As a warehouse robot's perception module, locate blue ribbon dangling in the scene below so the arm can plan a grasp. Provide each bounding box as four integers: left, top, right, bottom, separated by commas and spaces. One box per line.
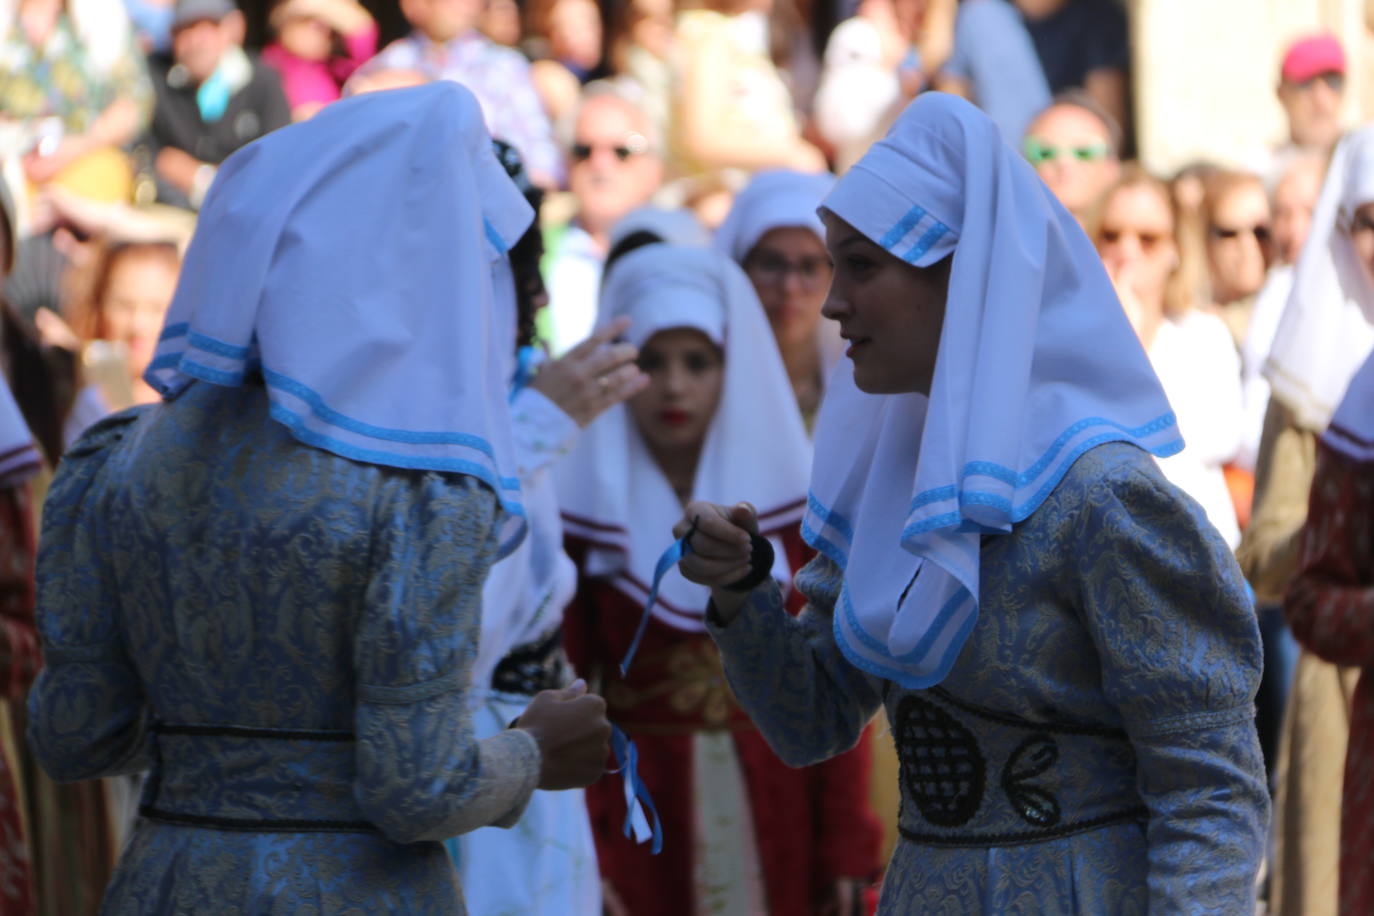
508, 345, 541, 401
610, 724, 664, 854
619, 517, 698, 676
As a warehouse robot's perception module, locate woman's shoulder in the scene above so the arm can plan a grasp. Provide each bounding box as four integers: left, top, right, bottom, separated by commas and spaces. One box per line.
61, 403, 151, 463
1026, 440, 1180, 535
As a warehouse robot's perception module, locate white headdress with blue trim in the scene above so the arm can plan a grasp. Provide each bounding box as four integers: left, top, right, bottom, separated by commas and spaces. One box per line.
714, 169, 836, 263
1265, 125, 1374, 434
556, 245, 811, 631
809, 93, 1183, 687
145, 82, 534, 556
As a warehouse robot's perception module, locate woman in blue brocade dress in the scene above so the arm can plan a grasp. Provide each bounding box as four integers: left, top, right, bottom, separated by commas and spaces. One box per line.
671, 93, 1269, 913
25, 82, 611, 915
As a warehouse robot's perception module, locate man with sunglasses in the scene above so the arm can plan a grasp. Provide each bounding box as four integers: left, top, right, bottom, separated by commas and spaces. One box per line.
1021, 92, 1121, 224
542, 83, 663, 355
1277, 33, 1346, 163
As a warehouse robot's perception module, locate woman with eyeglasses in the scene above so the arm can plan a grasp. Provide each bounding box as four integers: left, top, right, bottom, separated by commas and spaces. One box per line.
716, 169, 842, 426
1200, 170, 1274, 352
557, 245, 882, 916
672, 93, 1266, 913
1093, 165, 1244, 548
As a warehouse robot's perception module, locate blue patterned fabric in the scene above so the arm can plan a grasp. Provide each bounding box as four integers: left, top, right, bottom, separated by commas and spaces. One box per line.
709, 442, 1268, 913
27, 382, 542, 914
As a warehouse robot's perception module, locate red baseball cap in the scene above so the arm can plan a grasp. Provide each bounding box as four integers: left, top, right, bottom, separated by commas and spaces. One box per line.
1281, 34, 1346, 84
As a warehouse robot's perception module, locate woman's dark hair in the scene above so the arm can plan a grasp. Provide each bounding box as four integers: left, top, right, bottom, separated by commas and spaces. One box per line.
603, 230, 665, 278
492, 140, 547, 350
1, 302, 76, 468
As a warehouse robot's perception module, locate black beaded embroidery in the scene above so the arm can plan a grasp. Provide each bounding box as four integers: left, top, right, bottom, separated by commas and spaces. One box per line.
894, 695, 986, 827
1001, 734, 1062, 828
491, 629, 568, 696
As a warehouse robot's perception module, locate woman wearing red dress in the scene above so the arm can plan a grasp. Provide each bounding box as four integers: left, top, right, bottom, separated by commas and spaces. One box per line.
557, 243, 882, 915
1287, 347, 1374, 916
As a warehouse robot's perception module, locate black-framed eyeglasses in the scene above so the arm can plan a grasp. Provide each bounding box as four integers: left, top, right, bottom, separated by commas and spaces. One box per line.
744, 250, 832, 288
1209, 223, 1272, 245
571, 132, 650, 163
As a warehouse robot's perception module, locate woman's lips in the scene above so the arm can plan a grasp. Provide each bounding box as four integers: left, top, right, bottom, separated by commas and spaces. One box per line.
659, 409, 690, 427
845, 338, 870, 359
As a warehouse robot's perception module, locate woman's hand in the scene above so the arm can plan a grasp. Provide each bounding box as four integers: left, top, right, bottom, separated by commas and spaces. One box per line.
514, 679, 612, 790
530, 316, 648, 427
673, 500, 759, 623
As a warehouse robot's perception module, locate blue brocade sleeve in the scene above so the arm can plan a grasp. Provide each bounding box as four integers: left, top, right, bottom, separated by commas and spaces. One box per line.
707, 555, 885, 767
351, 473, 541, 844
28, 413, 152, 782
1071, 462, 1269, 913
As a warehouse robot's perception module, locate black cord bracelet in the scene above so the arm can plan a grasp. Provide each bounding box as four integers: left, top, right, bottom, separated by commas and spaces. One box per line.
723, 533, 775, 592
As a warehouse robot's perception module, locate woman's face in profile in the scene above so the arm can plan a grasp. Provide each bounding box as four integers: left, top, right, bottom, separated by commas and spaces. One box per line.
820, 212, 949, 395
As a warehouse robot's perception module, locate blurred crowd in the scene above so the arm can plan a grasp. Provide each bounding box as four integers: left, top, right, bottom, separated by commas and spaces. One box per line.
1, 0, 1373, 914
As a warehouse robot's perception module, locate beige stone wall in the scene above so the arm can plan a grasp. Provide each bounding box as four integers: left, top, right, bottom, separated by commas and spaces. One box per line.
1131, 0, 1369, 176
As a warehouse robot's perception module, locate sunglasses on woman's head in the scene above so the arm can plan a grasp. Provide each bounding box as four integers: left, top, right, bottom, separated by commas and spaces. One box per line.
1022, 138, 1111, 165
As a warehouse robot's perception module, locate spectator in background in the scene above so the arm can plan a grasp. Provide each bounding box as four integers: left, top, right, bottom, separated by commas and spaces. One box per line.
1014, 0, 1128, 128
1276, 33, 1347, 171
1093, 166, 1243, 548
715, 169, 838, 425
480, 0, 522, 47
608, 0, 676, 141
1242, 126, 1374, 916
261, 0, 377, 121
146, 0, 290, 210
669, 0, 825, 178
64, 239, 182, 411
0, 0, 153, 206
1201, 170, 1272, 351
1021, 93, 1121, 224
542, 83, 663, 355
935, 0, 1049, 142
348, 0, 564, 187
1285, 348, 1374, 916
815, 0, 959, 171
527, 0, 606, 83
1239, 153, 1326, 472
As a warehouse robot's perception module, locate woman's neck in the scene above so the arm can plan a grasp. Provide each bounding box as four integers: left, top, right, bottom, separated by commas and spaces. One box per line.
780, 335, 822, 416
649, 439, 702, 506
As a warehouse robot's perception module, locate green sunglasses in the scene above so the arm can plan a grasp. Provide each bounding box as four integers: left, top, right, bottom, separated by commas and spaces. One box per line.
1022, 138, 1112, 165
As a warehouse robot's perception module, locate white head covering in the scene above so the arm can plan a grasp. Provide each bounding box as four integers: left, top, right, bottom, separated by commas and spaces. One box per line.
1265, 126, 1374, 433
809, 93, 1182, 687
557, 245, 811, 631
714, 169, 835, 263
608, 206, 712, 253
146, 83, 534, 555
1323, 346, 1374, 462
715, 168, 846, 378
0, 377, 40, 487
